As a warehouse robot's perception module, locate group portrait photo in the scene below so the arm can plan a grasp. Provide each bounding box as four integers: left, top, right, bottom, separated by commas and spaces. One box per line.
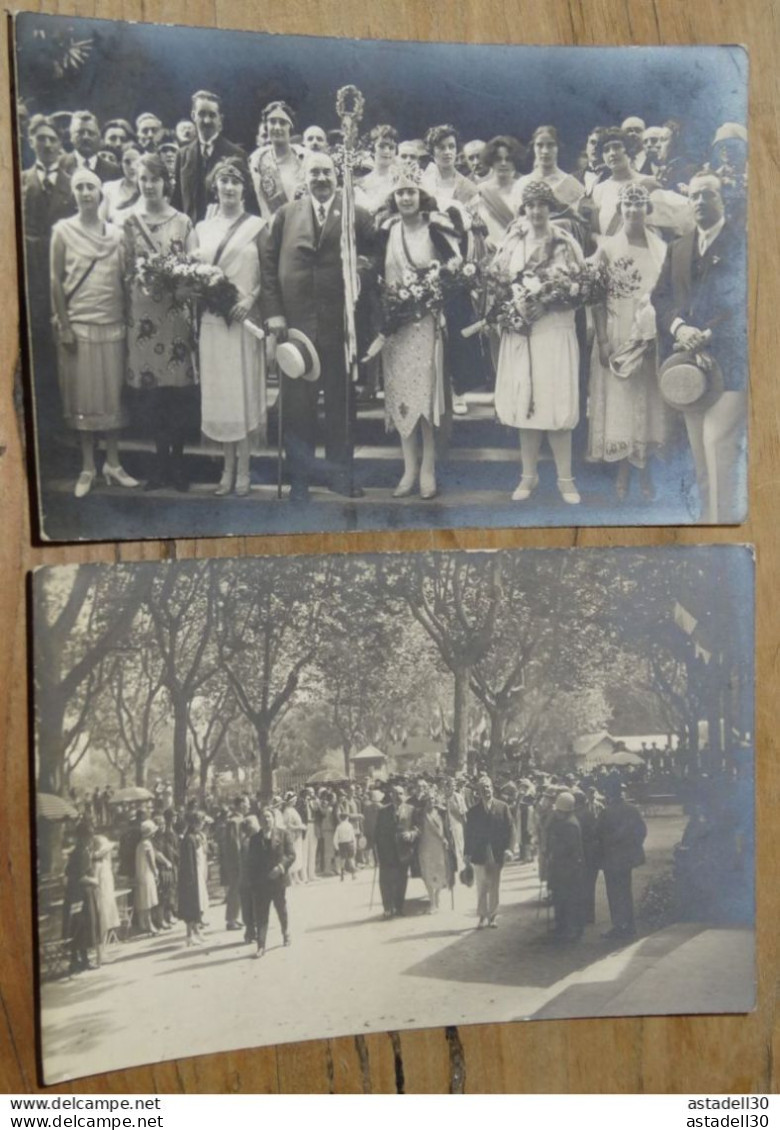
32, 545, 754, 1082
13, 13, 748, 541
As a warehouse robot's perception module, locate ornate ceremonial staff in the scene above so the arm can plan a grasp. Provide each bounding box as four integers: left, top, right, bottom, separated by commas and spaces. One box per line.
336, 85, 365, 494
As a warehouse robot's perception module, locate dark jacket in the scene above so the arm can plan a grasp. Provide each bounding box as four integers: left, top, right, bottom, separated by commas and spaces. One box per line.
246, 828, 295, 888
464, 799, 515, 865
651, 219, 747, 391
177, 831, 202, 924
21, 164, 76, 246
171, 134, 253, 224
62, 151, 119, 184
261, 191, 375, 350
596, 800, 647, 871
374, 802, 418, 868
547, 812, 585, 891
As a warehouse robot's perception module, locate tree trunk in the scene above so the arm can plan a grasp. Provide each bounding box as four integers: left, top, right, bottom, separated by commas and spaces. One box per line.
200, 758, 209, 791
449, 667, 470, 772
343, 743, 351, 779
486, 709, 506, 778
135, 757, 147, 787
37, 687, 67, 797
256, 724, 273, 800
172, 694, 190, 807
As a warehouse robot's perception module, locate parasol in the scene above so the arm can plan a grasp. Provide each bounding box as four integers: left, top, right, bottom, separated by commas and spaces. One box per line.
37, 793, 79, 821
109, 786, 154, 804
306, 769, 349, 785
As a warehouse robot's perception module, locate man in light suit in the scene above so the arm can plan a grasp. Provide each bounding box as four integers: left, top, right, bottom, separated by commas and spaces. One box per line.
262, 151, 375, 500
652, 170, 748, 522
171, 90, 252, 223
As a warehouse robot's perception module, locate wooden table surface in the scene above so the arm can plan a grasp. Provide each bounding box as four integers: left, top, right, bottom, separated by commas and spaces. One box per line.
1, 0, 777, 1095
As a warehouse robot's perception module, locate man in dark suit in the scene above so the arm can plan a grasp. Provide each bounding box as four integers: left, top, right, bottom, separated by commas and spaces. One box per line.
262, 150, 375, 500
373, 786, 418, 918
247, 806, 295, 957
61, 111, 118, 182
464, 777, 516, 928
652, 170, 748, 522
170, 90, 252, 223
20, 115, 76, 435
595, 781, 647, 942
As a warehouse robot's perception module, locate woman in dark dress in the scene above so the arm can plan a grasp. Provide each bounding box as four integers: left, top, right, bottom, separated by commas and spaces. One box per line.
178, 813, 204, 945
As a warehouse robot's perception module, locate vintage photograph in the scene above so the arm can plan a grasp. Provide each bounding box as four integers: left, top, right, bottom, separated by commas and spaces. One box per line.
33, 546, 754, 1082
13, 14, 748, 541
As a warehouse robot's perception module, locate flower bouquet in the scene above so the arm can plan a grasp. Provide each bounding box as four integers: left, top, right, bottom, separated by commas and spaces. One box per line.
462, 255, 643, 338
378, 263, 446, 335
134, 251, 240, 324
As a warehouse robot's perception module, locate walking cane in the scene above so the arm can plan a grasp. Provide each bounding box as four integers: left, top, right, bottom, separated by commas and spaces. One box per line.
243, 319, 270, 494
369, 861, 377, 910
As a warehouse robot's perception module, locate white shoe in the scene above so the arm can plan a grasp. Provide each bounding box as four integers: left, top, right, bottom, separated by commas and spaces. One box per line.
74, 470, 95, 498
452, 396, 468, 416
557, 478, 581, 504
103, 463, 140, 488
511, 474, 538, 502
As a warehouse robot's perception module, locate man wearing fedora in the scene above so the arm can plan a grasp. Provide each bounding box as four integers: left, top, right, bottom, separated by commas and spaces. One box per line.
262, 150, 376, 501
652, 169, 747, 522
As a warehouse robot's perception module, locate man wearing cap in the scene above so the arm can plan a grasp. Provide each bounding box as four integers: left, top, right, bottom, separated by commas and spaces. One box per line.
171, 90, 252, 223
546, 792, 585, 941
261, 150, 376, 500
596, 781, 647, 941
652, 169, 747, 522
373, 786, 418, 917
464, 777, 516, 928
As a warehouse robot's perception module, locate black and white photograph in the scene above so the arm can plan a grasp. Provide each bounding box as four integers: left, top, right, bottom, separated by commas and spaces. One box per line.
33, 545, 754, 1083
13, 13, 748, 541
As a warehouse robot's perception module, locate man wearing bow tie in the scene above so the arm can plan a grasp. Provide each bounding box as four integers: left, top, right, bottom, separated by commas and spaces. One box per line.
171, 89, 253, 223
652, 170, 748, 522
262, 151, 376, 501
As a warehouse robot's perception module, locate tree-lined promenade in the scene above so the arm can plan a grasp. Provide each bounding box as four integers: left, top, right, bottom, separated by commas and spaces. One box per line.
34, 548, 752, 811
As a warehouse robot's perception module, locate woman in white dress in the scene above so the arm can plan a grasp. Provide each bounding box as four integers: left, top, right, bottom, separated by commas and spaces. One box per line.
512, 125, 584, 215
250, 101, 305, 219
587, 182, 669, 498
50, 167, 139, 498
134, 820, 159, 935
194, 157, 266, 496
364, 180, 460, 499
92, 835, 120, 944
590, 128, 657, 241
493, 179, 585, 504
355, 125, 401, 214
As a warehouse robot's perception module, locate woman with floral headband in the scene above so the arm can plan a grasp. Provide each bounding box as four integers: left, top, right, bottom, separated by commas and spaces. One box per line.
493, 179, 585, 504
363, 176, 461, 499
586, 181, 669, 500
249, 101, 306, 220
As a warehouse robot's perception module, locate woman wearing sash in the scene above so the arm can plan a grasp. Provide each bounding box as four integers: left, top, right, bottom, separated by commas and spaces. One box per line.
474, 136, 526, 251
123, 153, 196, 491
586, 182, 669, 499
250, 101, 305, 220
194, 157, 266, 496
493, 180, 584, 504
590, 128, 657, 242
512, 126, 584, 214
364, 180, 460, 499
100, 141, 142, 224
50, 167, 138, 498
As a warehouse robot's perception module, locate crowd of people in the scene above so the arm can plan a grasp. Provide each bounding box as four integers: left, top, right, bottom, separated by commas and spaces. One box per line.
20, 90, 747, 518
48, 750, 749, 975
